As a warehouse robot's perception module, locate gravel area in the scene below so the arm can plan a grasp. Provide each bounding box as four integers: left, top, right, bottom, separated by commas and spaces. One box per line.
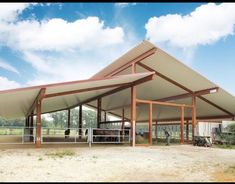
0, 144, 234, 182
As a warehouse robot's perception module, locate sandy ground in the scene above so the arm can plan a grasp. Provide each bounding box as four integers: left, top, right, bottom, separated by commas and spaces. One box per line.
0, 144, 235, 182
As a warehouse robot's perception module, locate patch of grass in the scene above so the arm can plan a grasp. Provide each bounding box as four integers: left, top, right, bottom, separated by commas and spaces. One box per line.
38, 157, 43, 161
214, 144, 235, 149
92, 155, 98, 159
225, 165, 235, 174
45, 150, 76, 158
213, 165, 235, 182
136, 135, 149, 144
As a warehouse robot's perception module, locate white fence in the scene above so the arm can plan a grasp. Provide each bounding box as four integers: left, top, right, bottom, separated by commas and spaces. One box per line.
0, 126, 35, 144
0, 127, 131, 145
92, 128, 131, 144
41, 128, 89, 144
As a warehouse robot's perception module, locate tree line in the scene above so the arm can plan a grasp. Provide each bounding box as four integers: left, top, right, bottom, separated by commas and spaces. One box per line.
0, 108, 99, 128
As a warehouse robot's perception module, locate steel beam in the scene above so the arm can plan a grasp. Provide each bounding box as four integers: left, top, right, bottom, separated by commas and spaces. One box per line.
137, 115, 232, 123
97, 98, 102, 128
180, 106, 184, 144
44, 83, 130, 99
68, 109, 71, 129
36, 99, 42, 148
149, 103, 153, 145
35, 88, 45, 148
105, 47, 157, 77
137, 62, 234, 117
156, 87, 219, 102
186, 120, 189, 142
131, 63, 137, 147
26, 88, 46, 117
30, 113, 34, 142
68, 72, 154, 109
136, 99, 193, 108
192, 96, 196, 141
79, 105, 82, 138
198, 96, 234, 117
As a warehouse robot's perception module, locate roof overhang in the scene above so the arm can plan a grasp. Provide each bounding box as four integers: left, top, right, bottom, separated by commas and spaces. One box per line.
0, 72, 155, 119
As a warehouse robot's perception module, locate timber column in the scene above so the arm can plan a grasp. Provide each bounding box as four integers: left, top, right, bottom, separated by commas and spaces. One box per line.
35, 88, 46, 148
192, 95, 196, 142
131, 63, 136, 147
149, 103, 153, 145
180, 106, 185, 144
68, 109, 71, 129
186, 120, 189, 142
97, 98, 102, 128
155, 121, 158, 143
30, 112, 34, 142
79, 105, 82, 138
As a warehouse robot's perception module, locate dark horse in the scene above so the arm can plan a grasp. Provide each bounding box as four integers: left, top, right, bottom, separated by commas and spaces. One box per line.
64, 129, 70, 139
93, 129, 120, 142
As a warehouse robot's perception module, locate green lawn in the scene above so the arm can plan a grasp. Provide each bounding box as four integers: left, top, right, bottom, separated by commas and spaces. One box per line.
213, 144, 235, 149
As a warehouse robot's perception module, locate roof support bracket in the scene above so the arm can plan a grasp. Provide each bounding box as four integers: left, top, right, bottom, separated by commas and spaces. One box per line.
26, 88, 46, 117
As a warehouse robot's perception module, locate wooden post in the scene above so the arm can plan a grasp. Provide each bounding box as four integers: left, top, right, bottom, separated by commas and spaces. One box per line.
131, 63, 136, 147
104, 111, 107, 122
121, 108, 125, 142
36, 99, 42, 148
79, 105, 82, 138
97, 98, 102, 128
30, 113, 34, 142
186, 120, 189, 142
68, 109, 71, 129
149, 103, 153, 145
25, 116, 29, 127
192, 96, 196, 142
155, 121, 158, 143
121, 108, 125, 129
180, 106, 184, 144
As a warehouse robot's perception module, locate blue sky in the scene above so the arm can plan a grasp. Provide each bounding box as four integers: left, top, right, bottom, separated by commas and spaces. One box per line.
0, 2, 235, 96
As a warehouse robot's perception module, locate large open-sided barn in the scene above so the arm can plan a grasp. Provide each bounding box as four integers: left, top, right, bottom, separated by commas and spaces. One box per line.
0, 40, 235, 148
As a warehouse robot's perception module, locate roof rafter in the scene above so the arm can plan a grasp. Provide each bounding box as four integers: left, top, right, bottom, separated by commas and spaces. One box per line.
26, 88, 46, 117
137, 62, 234, 117
104, 47, 157, 78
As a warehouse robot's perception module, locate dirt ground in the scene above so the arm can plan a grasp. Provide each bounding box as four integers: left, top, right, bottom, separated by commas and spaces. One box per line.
0, 144, 234, 182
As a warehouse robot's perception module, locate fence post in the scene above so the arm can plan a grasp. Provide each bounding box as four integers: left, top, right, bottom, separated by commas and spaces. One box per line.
22, 128, 24, 144
89, 127, 92, 148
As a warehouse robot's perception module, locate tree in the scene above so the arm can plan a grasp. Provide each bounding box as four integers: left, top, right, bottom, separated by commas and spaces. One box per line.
70, 108, 79, 128
0, 116, 24, 127
82, 109, 97, 128
50, 111, 68, 128
218, 123, 235, 145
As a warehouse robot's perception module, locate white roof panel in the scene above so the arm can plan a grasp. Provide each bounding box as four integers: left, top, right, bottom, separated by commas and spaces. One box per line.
0, 72, 154, 119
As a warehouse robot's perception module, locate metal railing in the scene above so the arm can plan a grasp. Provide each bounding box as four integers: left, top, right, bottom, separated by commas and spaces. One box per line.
91, 128, 131, 144
0, 127, 131, 146
0, 126, 35, 144
41, 128, 89, 144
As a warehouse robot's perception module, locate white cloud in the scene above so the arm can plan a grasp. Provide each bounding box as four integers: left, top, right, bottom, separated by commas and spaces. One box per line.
0, 58, 20, 74
0, 76, 21, 90
0, 4, 138, 89
145, 3, 235, 48
1, 17, 124, 52
0, 3, 33, 22
23, 40, 136, 86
